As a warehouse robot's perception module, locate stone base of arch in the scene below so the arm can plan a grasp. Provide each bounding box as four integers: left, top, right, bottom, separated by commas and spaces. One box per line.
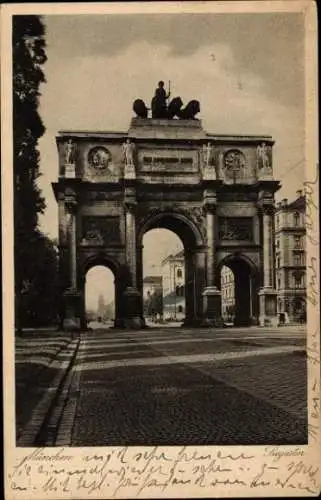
201, 286, 223, 326
258, 288, 278, 327
123, 287, 145, 329
62, 289, 82, 332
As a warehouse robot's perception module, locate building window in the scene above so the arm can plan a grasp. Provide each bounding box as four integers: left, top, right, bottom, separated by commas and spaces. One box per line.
277, 257, 280, 268
175, 285, 180, 296
293, 272, 303, 288
178, 305, 183, 313
294, 235, 302, 248
276, 239, 280, 248
293, 254, 301, 266
180, 285, 185, 297
177, 268, 182, 278
276, 216, 279, 228
277, 278, 281, 289
293, 212, 300, 226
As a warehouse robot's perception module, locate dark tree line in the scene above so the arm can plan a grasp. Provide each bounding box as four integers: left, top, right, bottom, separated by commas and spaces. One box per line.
13, 15, 59, 329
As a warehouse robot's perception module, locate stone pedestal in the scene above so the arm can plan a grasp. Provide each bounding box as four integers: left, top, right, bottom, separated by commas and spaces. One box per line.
62, 289, 82, 331
258, 288, 278, 327
123, 287, 144, 329
202, 286, 222, 326
65, 163, 76, 178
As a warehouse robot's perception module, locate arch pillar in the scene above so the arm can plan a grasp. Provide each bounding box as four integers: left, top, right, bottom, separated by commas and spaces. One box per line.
202, 192, 222, 325
62, 195, 81, 332
258, 202, 278, 326
184, 246, 206, 325
124, 200, 144, 329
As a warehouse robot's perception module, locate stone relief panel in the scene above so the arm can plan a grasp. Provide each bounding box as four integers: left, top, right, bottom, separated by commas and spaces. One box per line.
218, 217, 254, 241
80, 216, 121, 246
217, 146, 258, 184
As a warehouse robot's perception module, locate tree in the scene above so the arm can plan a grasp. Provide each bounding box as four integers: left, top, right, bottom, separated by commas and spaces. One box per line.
19, 233, 59, 327
13, 16, 49, 330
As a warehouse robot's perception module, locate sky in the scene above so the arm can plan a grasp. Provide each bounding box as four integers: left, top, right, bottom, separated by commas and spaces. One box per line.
35, 12, 306, 309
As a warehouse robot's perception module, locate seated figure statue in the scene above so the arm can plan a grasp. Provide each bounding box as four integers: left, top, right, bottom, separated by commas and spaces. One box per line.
151, 81, 170, 119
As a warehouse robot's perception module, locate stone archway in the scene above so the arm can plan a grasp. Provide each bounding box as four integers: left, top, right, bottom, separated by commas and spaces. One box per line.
53, 114, 280, 330
216, 253, 259, 327
137, 210, 206, 326
78, 255, 126, 328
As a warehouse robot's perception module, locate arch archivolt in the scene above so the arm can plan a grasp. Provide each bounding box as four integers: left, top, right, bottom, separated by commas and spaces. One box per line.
78, 251, 121, 283
137, 205, 205, 247
216, 251, 260, 275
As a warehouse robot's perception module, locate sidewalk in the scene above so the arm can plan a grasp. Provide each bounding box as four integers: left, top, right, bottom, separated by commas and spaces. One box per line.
15, 333, 75, 440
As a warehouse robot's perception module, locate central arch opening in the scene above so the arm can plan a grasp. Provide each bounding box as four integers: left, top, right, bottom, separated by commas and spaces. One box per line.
142, 229, 185, 326
85, 265, 115, 329
139, 211, 203, 327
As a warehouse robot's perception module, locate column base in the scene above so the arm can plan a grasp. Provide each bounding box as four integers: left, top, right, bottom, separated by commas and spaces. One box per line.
62, 289, 82, 332
258, 288, 278, 327
123, 287, 144, 329
202, 286, 223, 327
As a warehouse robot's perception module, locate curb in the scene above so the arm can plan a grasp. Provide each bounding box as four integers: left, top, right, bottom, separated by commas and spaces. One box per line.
17, 337, 80, 446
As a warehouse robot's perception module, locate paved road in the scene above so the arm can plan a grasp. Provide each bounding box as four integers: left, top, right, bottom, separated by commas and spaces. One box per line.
16, 326, 307, 446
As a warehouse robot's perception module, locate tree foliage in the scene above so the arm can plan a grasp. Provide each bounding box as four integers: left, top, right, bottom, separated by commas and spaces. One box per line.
13, 16, 59, 328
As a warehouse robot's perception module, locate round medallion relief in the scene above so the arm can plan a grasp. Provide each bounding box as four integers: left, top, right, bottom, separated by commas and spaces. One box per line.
223, 149, 246, 180
88, 146, 112, 171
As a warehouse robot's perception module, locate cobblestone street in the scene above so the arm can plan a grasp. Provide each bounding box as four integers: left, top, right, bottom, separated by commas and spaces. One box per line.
16, 326, 307, 446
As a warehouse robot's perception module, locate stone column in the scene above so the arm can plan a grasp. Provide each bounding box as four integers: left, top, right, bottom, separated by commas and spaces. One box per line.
123, 201, 143, 329
258, 205, 278, 326
68, 205, 77, 289
125, 203, 137, 287
62, 197, 81, 332
202, 194, 221, 326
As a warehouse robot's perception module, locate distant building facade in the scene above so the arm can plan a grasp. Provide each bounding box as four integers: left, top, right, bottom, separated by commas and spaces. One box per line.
275, 190, 306, 323
143, 276, 163, 300
161, 250, 185, 321
220, 266, 235, 321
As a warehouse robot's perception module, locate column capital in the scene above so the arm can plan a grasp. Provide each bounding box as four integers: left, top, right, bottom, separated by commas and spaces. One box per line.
65, 198, 78, 214
202, 201, 217, 214
124, 200, 138, 214
258, 203, 275, 216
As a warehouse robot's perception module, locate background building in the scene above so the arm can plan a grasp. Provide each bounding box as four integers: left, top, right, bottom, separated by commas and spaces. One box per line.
221, 266, 235, 321
143, 276, 163, 321
275, 190, 306, 323
161, 250, 185, 321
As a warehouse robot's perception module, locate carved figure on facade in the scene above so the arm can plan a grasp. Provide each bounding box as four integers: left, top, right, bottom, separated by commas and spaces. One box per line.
202, 142, 214, 168
64, 139, 76, 165
257, 142, 272, 172
122, 139, 136, 168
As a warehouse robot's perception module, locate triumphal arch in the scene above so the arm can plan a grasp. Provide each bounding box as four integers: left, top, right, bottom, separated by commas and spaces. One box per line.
52, 86, 281, 330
